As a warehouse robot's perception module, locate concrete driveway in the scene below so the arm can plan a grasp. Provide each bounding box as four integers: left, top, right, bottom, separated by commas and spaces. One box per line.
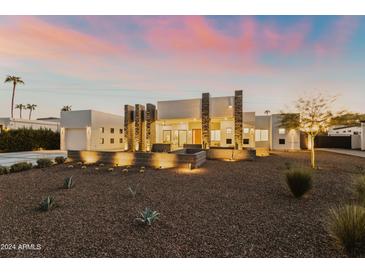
317, 148, 365, 158
0, 150, 67, 167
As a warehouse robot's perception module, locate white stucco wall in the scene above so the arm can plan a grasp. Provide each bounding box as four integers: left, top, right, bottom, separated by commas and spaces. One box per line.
158, 98, 201, 120
271, 114, 300, 151
60, 110, 124, 151
210, 96, 234, 118
0, 118, 60, 132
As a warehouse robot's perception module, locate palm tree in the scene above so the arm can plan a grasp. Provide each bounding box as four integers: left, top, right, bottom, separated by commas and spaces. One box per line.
15, 103, 26, 118
26, 104, 37, 120
264, 110, 271, 116
61, 105, 72, 112
4, 75, 25, 119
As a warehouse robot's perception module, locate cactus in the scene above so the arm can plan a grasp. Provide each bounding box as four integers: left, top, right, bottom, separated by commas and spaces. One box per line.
63, 176, 74, 189
39, 196, 55, 211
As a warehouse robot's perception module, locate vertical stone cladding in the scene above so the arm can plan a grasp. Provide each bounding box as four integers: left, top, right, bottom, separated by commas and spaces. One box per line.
146, 104, 157, 152
234, 90, 243, 149
124, 105, 135, 151
134, 104, 145, 151
202, 92, 210, 149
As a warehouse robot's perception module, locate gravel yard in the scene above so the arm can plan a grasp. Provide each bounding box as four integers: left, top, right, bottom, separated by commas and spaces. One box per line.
0, 151, 364, 258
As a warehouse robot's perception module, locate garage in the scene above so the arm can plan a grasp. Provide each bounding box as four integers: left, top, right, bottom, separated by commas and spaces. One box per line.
65, 128, 87, 150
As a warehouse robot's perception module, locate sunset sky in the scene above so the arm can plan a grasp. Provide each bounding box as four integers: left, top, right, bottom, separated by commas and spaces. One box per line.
0, 16, 364, 118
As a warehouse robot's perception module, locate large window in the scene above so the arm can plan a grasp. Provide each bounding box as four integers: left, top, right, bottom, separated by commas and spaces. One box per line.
110, 138, 114, 144
278, 128, 286, 135
110, 128, 115, 134
243, 128, 250, 134
163, 130, 172, 143
255, 129, 269, 141
100, 138, 104, 144
100, 127, 104, 133
211, 130, 221, 141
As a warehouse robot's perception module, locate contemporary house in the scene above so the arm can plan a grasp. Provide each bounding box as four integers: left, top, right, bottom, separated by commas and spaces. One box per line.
61, 91, 301, 154
0, 117, 60, 133
328, 125, 362, 136
60, 110, 124, 151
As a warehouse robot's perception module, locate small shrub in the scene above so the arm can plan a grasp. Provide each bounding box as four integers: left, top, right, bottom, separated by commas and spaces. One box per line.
67, 165, 74, 168
122, 168, 128, 173
139, 169, 145, 173
99, 163, 104, 167
95, 167, 99, 171
36, 158, 53, 168
10, 162, 33, 173
353, 175, 365, 205
63, 176, 74, 189
108, 167, 114, 172
0, 166, 9, 175
328, 204, 365, 257
55, 156, 66, 164
128, 183, 140, 198
285, 168, 312, 198
136, 208, 159, 226
81, 165, 87, 169
39, 196, 56, 211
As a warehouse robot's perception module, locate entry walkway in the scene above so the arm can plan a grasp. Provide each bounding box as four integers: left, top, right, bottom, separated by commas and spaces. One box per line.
317, 148, 365, 158
0, 150, 66, 167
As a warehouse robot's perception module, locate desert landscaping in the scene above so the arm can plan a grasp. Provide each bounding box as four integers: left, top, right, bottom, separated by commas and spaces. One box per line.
0, 151, 364, 257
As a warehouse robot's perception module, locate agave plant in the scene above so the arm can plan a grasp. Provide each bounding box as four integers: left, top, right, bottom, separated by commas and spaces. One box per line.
39, 196, 55, 211
63, 176, 74, 189
136, 208, 160, 226
128, 183, 140, 198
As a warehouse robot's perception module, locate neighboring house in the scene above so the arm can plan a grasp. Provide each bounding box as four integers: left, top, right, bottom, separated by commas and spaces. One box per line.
328, 125, 362, 136
60, 91, 302, 153
0, 117, 60, 133
60, 110, 124, 151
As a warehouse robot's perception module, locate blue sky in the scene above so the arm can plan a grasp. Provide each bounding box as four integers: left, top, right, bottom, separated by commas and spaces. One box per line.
0, 16, 364, 118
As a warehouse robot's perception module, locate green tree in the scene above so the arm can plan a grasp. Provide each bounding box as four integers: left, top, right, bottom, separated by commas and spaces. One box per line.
26, 104, 37, 120
61, 105, 72, 112
4, 76, 25, 119
280, 94, 344, 169
15, 103, 26, 119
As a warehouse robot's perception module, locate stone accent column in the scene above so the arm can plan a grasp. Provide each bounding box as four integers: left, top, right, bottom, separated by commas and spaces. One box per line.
234, 90, 243, 150
124, 105, 134, 151
202, 92, 210, 149
134, 104, 145, 151
146, 103, 156, 152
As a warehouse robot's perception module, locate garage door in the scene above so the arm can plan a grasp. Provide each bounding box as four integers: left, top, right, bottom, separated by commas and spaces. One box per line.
65, 128, 87, 150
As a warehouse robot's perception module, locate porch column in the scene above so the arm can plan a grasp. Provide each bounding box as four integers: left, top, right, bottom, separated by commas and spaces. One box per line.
124, 105, 134, 151
134, 104, 145, 151
234, 90, 243, 149
146, 103, 156, 152
202, 92, 210, 149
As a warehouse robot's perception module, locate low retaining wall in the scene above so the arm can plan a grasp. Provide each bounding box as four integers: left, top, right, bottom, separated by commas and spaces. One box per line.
67, 150, 206, 169
206, 148, 256, 161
